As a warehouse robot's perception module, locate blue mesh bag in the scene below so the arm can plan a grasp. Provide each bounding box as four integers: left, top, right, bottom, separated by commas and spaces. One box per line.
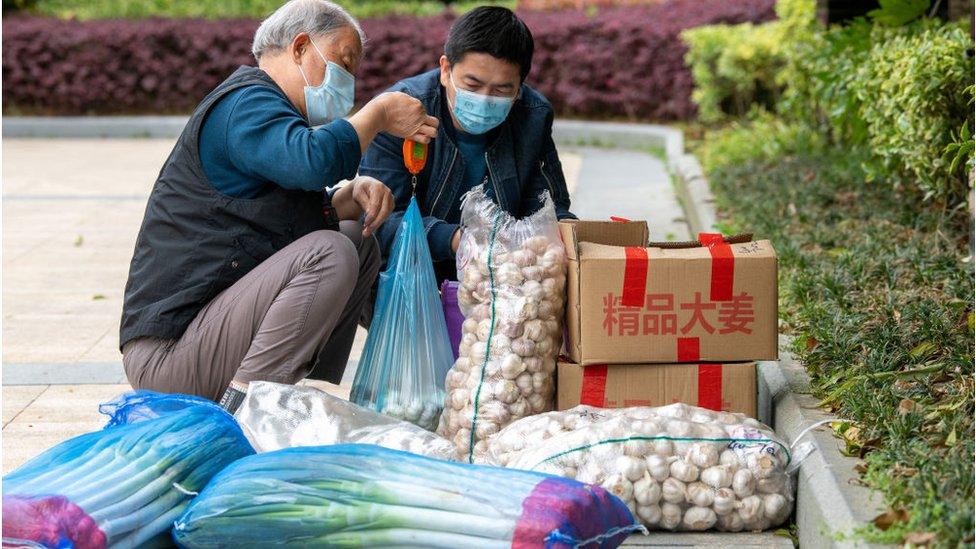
2, 391, 254, 549
350, 197, 454, 430
173, 444, 645, 548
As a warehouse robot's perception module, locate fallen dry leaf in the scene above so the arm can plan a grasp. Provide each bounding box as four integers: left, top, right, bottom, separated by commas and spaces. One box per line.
898, 398, 919, 415
903, 532, 937, 546
893, 379, 916, 391
892, 464, 919, 478
873, 508, 910, 531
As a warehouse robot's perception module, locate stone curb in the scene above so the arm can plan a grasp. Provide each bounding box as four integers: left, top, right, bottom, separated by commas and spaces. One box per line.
672, 135, 893, 549
1, 115, 684, 154
759, 352, 891, 549
2, 116, 190, 138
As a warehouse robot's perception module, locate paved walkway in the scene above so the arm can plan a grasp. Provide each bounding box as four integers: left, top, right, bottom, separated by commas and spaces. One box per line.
1, 138, 682, 470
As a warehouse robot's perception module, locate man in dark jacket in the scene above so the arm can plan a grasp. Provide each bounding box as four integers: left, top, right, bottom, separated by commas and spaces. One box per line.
119, 0, 438, 412
359, 6, 576, 289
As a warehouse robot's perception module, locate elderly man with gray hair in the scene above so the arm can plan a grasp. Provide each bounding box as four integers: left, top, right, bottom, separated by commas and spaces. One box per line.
119, 0, 438, 413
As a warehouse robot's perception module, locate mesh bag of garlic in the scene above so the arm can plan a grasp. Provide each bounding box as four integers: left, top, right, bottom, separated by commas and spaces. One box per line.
350, 198, 454, 431
487, 403, 795, 532
436, 186, 567, 463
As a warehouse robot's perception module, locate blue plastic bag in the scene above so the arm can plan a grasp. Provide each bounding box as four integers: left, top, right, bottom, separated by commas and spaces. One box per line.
2, 391, 254, 549
173, 444, 645, 548
350, 197, 454, 430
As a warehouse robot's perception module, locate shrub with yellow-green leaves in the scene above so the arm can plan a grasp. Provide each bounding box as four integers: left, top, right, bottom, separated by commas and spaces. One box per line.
849, 23, 974, 202
680, 0, 815, 122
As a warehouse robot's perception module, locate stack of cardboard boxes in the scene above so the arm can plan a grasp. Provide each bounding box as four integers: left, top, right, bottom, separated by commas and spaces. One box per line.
556, 221, 778, 418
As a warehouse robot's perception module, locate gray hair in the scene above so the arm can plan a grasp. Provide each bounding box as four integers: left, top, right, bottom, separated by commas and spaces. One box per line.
251, 0, 365, 61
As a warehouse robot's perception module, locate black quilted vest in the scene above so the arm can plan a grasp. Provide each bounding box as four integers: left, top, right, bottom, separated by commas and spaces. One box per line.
120, 66, 336, 348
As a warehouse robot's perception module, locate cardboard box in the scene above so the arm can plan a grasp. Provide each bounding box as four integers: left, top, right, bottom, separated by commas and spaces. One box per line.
557, 360, 757, 418
559, 220, 778, 364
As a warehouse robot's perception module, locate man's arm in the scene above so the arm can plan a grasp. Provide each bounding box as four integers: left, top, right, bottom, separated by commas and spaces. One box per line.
520, 110, 577, 220
359, 130, 460, 262
226, 87, 362, 191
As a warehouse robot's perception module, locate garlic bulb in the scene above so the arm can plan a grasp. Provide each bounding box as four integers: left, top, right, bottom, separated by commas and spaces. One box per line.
661, 478, 687, 504
602, 473, 634, 502
637, 504, 662, 526
737, 495, 765, 525
669, 460, 700, 483
747, 454, 778, 479
687, 443, 720, 468
712, 488, 736, 516
652, 439, 674, 457
616, 455, 646, 482
633, 473, 662, 505
645, 454, 670, 482
500, 354, 525, 380
763, 493, 790, 523
717, 511, 745, 532
701, 465, 733, 489
732, 468, 755, 498
719, 449, 740, 468
687, 482, 715, 507
660, 503, 683, 530
683, 506, 717, 531
523, 356, 544, 373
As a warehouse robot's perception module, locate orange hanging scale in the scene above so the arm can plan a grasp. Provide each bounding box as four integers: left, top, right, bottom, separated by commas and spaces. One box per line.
402, 139, 428, 194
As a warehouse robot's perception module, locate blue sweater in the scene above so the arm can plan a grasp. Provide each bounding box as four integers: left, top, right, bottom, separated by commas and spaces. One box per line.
198, 85, 361, 198
447, 125, 488, 223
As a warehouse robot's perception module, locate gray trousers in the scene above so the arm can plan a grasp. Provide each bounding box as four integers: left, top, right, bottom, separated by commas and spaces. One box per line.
122, 221, 380, 401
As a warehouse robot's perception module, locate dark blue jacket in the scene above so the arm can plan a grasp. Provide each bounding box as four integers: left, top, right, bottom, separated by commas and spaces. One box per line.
359, 69, 576, 265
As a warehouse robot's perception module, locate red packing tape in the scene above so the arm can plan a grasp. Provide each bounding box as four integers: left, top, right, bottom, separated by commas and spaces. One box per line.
677, 337, 700, 362
699, 232, 734, 302
580, 364, 608, 406
621, 247, 648, 307
676, 337, 724, 411
697, 364, 723, 411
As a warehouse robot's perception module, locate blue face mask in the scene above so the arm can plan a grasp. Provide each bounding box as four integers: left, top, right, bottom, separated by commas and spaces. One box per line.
298, 40, 355, 126
448, 71, 516, 135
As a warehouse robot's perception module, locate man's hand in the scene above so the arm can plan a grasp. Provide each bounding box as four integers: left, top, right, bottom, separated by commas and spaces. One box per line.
347, 91, 438, 153
331, 176, 394, 236
352, 176, 394, 237
376, 92, 439, 144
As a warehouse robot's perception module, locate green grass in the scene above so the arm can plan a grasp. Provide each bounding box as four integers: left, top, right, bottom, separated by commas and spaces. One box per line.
705, 142, 974, 547
27, 0, 515, 20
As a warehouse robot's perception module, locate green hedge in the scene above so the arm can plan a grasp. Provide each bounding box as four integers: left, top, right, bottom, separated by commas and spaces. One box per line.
851, 23, 974, 200
683, 0, 975, 205
680, 0, 814, 122
680, 22, 785, 122
22, 0, 514, 20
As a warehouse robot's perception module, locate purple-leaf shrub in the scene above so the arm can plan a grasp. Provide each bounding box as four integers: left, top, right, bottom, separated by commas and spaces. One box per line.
2, 0, 774, 119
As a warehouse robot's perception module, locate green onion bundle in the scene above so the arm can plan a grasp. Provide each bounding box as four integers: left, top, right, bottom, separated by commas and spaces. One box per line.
3, 393, 254, 548
174, 444, 644, 548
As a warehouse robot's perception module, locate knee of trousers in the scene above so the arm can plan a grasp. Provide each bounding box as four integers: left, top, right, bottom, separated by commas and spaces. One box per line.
298, 230, 360, 286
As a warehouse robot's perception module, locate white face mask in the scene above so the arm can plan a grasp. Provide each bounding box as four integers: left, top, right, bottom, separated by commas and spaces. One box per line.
296, 39, 355, 126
